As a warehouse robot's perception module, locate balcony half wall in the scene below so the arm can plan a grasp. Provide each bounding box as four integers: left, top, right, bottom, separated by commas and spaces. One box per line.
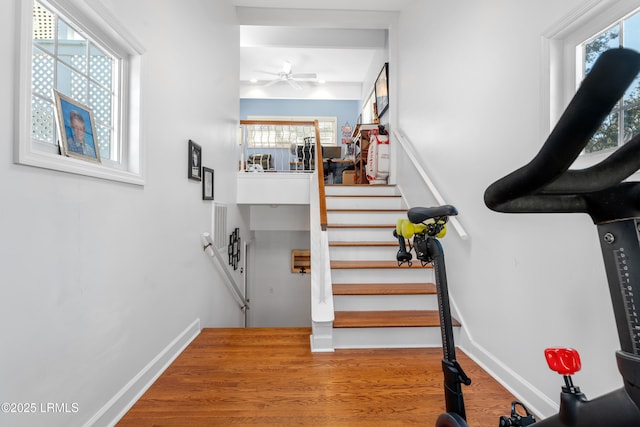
237, 172, 311, 205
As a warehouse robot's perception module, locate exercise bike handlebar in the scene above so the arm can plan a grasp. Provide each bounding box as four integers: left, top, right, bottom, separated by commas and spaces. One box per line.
484, 48, 640, 219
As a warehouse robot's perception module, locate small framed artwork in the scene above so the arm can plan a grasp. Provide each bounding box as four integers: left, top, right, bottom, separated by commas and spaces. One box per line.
53, 90, 101, 163
375, 63, 389, 118
188, 139, 202, 181
228, 228, 241, 270
202, 167, 214, 200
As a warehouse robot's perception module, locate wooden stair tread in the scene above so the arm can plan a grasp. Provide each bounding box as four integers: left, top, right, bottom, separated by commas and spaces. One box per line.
333, 283, 436, 295
327, 224, 396, 229
327, 208, 406, 212
331, 260, 432, 269
326, 195, 401, 198
334, 310, 460, 328
325, 184, 395, 187
329, 240, 397, 247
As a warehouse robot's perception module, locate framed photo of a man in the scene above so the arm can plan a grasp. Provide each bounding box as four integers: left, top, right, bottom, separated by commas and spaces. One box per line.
188, 140, 202, 181
53, 90, 101, 163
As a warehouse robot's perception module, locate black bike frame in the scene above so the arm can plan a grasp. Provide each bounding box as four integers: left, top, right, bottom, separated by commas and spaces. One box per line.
428, 236, 470, 420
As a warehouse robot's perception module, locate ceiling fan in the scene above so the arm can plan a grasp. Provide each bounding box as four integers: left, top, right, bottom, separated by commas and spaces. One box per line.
259, 61, 318, 89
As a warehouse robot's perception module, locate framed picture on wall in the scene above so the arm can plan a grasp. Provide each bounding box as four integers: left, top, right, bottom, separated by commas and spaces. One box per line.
202, 167, 214, 200
53, 90, 101, 163
188, 139, 202, 181
375, 63, 389, 118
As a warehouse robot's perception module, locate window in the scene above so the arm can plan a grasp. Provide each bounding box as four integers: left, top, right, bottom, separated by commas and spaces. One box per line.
16, 0, 145, 184
246, 116, 338, 148
579, 7, 640, 153
361, 91, 375, 125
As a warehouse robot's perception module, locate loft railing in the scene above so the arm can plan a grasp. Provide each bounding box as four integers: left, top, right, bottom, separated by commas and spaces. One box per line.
239, 120, 321, 173
239, 119, 328, 226
392, 129, 469, 240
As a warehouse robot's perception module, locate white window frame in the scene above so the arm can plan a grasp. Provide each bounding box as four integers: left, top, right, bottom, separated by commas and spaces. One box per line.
15, 0, 145, 185
361, 90, 376, 125
542, 0, 640, 167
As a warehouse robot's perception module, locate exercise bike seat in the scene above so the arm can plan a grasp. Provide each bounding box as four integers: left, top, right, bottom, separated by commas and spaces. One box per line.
408, 205, 458, 224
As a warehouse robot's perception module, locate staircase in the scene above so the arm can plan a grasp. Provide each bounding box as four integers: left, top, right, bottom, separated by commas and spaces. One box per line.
325, 184, 460, 349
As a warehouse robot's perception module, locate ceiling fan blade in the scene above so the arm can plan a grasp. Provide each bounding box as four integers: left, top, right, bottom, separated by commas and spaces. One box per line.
256, 70, 282, 77
291, 73, 317, 79
287, 79, 302, 90
264, 79, 281, 87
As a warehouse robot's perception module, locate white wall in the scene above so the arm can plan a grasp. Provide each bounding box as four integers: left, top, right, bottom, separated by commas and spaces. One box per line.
240, 81, 363, 100
395, 0, 622, 417
248, 230, 311, 327
0, 1, 245, 426
246, 206, 311, 327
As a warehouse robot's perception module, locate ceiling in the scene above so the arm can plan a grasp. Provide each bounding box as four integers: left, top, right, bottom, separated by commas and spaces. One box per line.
232, 0, 412, 98
239, 27, 387, 84
230, 0, 413, 12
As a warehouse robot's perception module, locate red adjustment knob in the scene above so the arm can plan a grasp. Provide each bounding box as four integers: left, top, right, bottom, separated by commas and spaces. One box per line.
544, 348, 581, 375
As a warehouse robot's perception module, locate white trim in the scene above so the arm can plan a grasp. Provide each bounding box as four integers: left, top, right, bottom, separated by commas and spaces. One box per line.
14, 0, 146, 185
84, 319, 201, 427
541, 0, 640, 135
310, 172, 334, 352
459, 339, 558, 419
82, 0, 145, 55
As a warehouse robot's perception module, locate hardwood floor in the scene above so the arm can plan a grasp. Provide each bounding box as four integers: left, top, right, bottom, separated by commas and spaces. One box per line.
117, 328, 516, 426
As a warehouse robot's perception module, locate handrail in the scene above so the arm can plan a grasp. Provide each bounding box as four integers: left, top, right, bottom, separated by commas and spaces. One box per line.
392, 129, 469, 240
314, 120, 328, 230
201, 233, 249, 311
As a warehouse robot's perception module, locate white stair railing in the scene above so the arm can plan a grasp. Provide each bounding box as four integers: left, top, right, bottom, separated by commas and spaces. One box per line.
201, 233, 249, 314
392, 129, 469, 240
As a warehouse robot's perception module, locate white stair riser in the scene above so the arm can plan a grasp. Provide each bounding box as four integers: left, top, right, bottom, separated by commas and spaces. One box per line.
323, 185, 458, 351
327, 228, 396, 242
334, 294, 438, 311
329, 245, 399, 261
331, 267, 433, 284
325, 186, 399, 197
327, 211, 405, 224
326, 197, 404, 210
333, 326, 460, 349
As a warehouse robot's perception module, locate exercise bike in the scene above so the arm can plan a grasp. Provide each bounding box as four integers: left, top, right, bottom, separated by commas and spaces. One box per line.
396, 46, 640, 426
394, 206, 474, 426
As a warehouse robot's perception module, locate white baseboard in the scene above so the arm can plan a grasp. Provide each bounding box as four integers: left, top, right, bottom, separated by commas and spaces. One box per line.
458, 337, 558, 419
84, 318, 202, 427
